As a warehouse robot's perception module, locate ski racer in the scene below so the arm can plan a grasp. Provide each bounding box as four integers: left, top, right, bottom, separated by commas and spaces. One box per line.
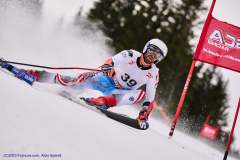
0, 38, 168, 125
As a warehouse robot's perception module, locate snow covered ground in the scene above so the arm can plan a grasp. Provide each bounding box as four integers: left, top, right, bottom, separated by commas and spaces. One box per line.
0, 66, 238, 160
0, 1, 238, 159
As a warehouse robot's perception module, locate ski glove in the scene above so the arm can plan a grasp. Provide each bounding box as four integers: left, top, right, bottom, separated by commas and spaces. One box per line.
101, 64, 114, 77
137, 106, 149, 121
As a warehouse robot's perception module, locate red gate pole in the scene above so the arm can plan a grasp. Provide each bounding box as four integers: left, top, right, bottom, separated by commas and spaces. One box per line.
223, 98, 240, 160
168, 59, 196, 137
168, 0, 217, 137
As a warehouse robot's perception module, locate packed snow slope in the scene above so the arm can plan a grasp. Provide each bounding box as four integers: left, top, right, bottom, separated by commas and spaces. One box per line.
0, 67, 237, 160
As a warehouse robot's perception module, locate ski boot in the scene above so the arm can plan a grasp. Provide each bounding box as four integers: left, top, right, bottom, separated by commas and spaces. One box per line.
80, 97, 110, 110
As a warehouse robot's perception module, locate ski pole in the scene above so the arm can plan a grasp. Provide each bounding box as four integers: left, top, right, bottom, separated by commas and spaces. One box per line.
0, 59, 101, 72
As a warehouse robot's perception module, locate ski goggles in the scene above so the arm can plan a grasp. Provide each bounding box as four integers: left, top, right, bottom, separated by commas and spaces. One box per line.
147, 44, 164, 58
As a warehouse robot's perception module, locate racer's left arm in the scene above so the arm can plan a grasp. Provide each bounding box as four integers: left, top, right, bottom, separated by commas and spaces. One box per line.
137, 73, 159, 121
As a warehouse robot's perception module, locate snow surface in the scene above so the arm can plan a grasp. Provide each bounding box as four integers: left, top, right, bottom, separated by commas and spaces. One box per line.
0, 2, 238, 159
0, 67, 238, 160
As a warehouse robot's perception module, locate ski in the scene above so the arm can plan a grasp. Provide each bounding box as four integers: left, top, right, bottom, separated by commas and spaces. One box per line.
0, 58, 36, 85
96, 106, 149, 130
58, 91, 149, 130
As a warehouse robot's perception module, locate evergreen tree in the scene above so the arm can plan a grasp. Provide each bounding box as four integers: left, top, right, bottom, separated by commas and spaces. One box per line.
182, 67, 230, 139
